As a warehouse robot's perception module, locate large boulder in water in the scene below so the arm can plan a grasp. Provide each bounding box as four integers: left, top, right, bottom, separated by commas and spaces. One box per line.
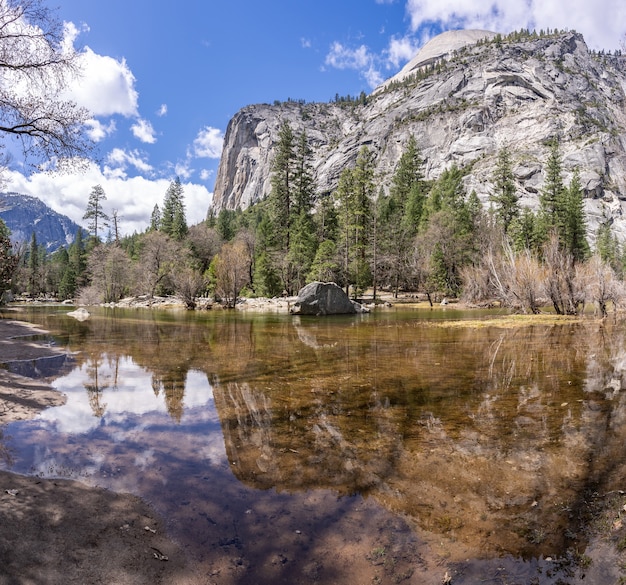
290, 282, 367, 316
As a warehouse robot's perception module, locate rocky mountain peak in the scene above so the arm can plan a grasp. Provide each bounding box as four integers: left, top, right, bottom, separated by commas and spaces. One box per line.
0, 192, 80, 251
212, 29, 626, 240
377, 29, 498, 91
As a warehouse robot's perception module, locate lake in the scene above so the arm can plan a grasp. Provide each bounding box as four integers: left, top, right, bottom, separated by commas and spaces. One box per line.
2, 305, 626, 584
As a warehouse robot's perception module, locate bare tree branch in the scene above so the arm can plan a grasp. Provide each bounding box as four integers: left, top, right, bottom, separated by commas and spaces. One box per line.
0, 0, 93, 170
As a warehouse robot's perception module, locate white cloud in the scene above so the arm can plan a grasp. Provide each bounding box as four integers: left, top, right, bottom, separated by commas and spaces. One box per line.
192, 126, 224, 159
84, 119, 116, 142
63, 35, 139, 117
325, 42, 372, 70
405, 0, 626, 51
174, 161, 193, 180
387, 35, 421, 68
106, 148, 153, 177
131, 118, 157, 143
4, 164, 212, 236
324, 0, 625, 92
157, 104, 168, 117
325, 42, 386, 88
199, 169, 213, 181
301, 37, 312, 49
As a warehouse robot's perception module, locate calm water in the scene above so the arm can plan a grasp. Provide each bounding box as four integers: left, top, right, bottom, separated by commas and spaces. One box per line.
2, 305, 626, 581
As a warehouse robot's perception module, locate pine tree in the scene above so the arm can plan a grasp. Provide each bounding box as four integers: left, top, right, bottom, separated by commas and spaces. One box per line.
253, 251, 281, 297
293, 130, 316, 216
69, 228, 87, 288
376, 138, 425, 297
0, 219, 17, 298
539, 140, 565, 229
161, 177, 187, 240
83, 185, 110, 241
314, 193, 338, 243
308, 240, 339, 282
149, 204, 161, 231
422, 165, 465, 227
336, 146, 374, 296
562, 168, 589, 261
390, 135, 424, 216
269, 121, 295, 252
27, 232, 39, 297
596, 218, 621, 274
216, 209, 237, 241
490, 146, 519, 233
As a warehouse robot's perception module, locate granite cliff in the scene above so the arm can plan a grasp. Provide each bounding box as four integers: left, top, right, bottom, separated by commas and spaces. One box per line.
213, 29, 626, 239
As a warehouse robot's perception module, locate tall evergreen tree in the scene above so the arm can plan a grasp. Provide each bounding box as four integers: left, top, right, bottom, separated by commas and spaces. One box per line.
422, 165, 465, 226
336, 146, 375, 296
490, 146, 519, 233
561, 168, 589, 261
269, 121, 295, 252
161, 177, 187, 240
378, 137, 425, 296
390, 136, 424, 217
149, 204, 161, 231
539, 140, 565, 232
27, 232, 39, 296
596, 217, 621, 274
83, 185, 109, 241
293, 130, 316, 216
0, 219, 17, 298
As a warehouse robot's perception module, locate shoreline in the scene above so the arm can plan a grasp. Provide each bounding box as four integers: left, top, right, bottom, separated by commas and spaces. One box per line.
0, 317, 199, 584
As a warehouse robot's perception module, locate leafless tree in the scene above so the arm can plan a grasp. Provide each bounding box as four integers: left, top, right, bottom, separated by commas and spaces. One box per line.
186, 222, 221, 273
214, 239, 251, 307
136, 231, 180, 298
0, 0, 92, 170
543, 233, 584, 315
484, 244, 545, 314
84, 243, 131, 303
581, 255, 624, 317
171, 267, 205, 309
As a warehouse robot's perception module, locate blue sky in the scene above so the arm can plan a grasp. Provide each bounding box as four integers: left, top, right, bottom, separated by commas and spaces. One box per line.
5, 0, 626, 236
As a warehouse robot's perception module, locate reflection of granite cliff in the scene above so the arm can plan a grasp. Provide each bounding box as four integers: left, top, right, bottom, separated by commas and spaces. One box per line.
211, 319, 626, 560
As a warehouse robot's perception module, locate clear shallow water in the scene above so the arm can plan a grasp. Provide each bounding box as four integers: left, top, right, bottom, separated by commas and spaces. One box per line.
2, 306, 626, 582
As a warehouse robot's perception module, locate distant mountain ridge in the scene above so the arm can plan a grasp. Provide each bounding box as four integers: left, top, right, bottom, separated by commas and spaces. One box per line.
0, 192, 81, 252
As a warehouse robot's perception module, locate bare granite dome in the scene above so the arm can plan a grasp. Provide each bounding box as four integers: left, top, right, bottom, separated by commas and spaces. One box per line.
212, 30, 626, 241
378, 29, 497, 90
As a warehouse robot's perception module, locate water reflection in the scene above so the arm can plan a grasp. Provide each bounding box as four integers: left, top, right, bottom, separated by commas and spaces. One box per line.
2, 307, 626, 574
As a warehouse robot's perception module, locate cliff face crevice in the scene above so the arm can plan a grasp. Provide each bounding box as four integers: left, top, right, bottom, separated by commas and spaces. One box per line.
213, 30, 626, 238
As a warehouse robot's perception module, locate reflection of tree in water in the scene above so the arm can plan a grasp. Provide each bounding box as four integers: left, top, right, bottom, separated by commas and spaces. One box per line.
83, 353, 109, 418
26, 308, 626, 562
210, 317, 626, 563
0, 427, 13, 466
150, 368, 187, 422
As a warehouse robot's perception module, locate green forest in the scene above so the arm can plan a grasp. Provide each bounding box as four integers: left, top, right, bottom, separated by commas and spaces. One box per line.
1, 121, 624, 316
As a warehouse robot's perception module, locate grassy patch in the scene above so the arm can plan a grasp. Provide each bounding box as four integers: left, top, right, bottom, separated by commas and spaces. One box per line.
424, 314, 585, 329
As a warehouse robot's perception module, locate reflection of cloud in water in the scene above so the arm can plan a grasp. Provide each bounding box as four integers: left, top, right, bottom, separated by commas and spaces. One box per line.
39, 357, 217, 434
8, 354, 229, 489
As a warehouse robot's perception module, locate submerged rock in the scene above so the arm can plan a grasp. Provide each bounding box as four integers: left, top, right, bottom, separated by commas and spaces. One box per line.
290, 282, 368, 316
